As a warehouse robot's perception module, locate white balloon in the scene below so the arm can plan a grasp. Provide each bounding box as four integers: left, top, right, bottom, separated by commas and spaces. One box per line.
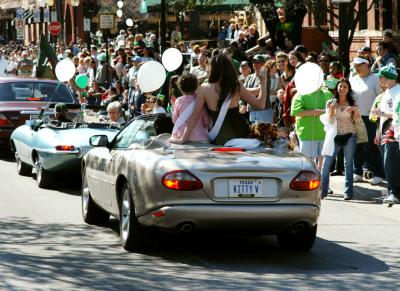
116, 9, 123, 18
161, 48, 183, 72
294, 62, 324, 95
117, 0, 124, 8
137, 61, 166, 93
55, 58, 76, 82
126, 18, 134, 27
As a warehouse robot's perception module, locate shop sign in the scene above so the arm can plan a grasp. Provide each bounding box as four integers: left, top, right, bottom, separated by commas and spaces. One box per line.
16, 20, 25, 40
83, 18, 90, 32
33, 8, 41, 23
43, 8, 50, 23
99, 14, 114, 29
16, 8, 25, 20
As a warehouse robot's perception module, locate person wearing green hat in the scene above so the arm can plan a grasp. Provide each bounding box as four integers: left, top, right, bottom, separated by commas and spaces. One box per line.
54, 103, 72, 122
370, 64, 400, 204
95, 52, 112, 88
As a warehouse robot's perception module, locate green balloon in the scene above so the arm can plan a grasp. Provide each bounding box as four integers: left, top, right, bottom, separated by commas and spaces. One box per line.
75, 74, 89, 89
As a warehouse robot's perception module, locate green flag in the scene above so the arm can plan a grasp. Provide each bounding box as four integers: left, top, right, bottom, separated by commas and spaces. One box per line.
36, 34, 58, 79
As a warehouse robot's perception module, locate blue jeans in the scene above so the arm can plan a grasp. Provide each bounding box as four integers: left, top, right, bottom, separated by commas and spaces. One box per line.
321, 134, 357, 197
384, 142, 400, 200
353, 116, 385, 178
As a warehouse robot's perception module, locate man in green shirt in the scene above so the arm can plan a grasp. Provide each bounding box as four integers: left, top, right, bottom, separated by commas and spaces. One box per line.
291, 88, 333, 171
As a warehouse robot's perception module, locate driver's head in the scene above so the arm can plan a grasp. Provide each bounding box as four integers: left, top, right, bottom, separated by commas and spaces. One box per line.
106, 101, 122, 122
54, 103, 68, 120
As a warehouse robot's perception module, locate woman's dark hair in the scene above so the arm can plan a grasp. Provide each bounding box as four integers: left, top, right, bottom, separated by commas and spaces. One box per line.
288, 50, 306, 65
168, 75, 182, 98
334, 78, 355, 106
177, 73, 198, 94
209, 54, 240, 109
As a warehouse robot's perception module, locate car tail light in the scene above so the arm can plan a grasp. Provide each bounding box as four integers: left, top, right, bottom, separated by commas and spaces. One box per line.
0, 114, 12, 126
290, 171, 320, 191
162, 170, 203, 191
55, 145, 75, 151
212, 148, 245, 152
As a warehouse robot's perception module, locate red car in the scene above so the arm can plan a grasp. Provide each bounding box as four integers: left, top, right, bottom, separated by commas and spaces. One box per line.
0, 78, 77, 150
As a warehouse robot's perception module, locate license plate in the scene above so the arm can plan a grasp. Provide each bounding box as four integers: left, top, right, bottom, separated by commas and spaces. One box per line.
228, 179, 263, 198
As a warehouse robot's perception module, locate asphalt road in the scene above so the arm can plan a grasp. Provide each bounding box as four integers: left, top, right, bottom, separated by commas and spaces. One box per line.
0, 157, 399, 290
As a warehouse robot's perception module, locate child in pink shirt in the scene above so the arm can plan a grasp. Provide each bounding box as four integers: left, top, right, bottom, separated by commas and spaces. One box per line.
171, 73, 209, 142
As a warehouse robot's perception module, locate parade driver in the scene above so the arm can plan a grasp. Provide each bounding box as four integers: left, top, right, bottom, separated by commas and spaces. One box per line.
54, 103, 72, 122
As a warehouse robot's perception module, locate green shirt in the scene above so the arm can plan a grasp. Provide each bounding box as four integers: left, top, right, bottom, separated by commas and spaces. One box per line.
291, 89, 333, 141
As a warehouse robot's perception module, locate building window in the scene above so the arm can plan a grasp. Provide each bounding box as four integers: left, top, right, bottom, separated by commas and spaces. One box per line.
382, 0, 393, 29
359, 0, 367, 30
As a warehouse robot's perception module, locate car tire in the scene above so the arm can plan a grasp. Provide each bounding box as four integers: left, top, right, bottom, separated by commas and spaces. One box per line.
277, 225, 317, 251
120, 183, 153, 252
35, 159, 52, 188
81, 169, 110, 225
16, 155, 32, 176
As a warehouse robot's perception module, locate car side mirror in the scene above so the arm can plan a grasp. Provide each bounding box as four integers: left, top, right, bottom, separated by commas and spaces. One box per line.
89, 135, 109, 147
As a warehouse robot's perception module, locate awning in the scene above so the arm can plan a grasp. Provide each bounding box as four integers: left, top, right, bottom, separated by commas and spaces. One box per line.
11, 11, 33, 26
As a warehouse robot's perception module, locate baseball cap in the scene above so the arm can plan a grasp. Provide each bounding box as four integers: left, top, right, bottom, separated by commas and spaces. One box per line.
131, 56, 143, 62
253, 54, 266, 63
378, 64, 398, 80
352, 56, 369, 65
358, 46, 371, 53
240, 61, 250, 67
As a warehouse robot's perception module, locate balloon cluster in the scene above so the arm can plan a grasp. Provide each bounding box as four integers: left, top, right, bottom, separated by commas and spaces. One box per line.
54, 48, 183, 93
137, 48, 183, 93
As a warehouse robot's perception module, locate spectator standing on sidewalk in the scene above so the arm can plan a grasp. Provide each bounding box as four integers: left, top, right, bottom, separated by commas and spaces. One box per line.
321, 78, 361, 200
371, 64, 400, 205
291, 87, 332, 172
350, 55, 385, 185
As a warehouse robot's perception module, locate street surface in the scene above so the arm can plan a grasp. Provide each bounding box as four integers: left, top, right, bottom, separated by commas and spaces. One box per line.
0, 156, 399, 290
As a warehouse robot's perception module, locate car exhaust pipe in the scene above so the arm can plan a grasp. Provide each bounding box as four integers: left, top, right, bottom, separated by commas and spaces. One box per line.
292, 222, 306, 233
179, 223, 194, 232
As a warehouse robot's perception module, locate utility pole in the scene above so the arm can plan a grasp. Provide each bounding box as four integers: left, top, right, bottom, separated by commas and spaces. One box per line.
160, 0, 166, 53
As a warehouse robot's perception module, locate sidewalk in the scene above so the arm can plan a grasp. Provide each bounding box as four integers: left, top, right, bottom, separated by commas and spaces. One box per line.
327, 175, 400, 209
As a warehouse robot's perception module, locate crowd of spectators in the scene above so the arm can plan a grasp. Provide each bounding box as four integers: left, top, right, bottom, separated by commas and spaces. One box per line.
0, 23, 399, 204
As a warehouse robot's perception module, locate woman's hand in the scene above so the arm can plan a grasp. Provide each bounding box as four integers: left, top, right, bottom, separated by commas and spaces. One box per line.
257, 67, 268, 82
346, 106, 356, 113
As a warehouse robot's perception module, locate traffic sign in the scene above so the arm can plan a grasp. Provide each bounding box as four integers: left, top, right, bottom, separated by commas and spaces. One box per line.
48, 21, 61, 36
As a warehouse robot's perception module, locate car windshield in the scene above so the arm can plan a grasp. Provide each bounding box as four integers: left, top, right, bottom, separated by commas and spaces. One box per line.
0, 82, 75, 103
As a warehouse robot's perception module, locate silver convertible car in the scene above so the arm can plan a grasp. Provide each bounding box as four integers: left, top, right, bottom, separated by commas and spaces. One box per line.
82, 114, 321, 252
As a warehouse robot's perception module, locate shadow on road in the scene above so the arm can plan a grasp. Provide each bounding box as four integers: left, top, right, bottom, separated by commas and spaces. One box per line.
0, 216, 394, 290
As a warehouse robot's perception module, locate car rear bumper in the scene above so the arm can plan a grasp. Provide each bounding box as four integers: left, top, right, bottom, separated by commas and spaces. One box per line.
138, 204, 320, 232
40, 150, 82, 173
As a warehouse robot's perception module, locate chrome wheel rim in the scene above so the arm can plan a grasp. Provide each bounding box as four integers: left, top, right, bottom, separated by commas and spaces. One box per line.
82, 175, 90, 216
121, 189, 131, 242
16, 157, 21, 172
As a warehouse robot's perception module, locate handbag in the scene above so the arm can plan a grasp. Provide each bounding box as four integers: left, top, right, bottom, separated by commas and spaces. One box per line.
354, 119, 368, 144
334, 133, 352, 146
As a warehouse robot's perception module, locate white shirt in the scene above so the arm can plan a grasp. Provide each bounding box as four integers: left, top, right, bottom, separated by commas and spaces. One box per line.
152, 106, 167, 114
350, 73, 381, 116
385, 84, 400, 139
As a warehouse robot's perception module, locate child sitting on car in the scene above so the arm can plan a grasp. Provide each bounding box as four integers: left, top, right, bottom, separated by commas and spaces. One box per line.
170, 73, 209, 143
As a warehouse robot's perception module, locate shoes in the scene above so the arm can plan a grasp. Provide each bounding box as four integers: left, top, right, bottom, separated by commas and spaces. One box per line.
328, 188, 333, 194
383, 194, 400, 204
368, 176, 383, 185
353, 174, 363, 182
330, 171, 343, 176
343, 195, 352, 200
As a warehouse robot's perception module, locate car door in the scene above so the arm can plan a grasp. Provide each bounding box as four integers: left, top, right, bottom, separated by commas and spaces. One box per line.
91, 118, 148, 208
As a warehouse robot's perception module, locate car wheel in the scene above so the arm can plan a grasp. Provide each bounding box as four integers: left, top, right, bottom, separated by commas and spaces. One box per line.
277, 225, 317, 251
16, 155, 32, 176
35, 159, 52, 188
120, 183, 153, 252
81, 169, 109, 224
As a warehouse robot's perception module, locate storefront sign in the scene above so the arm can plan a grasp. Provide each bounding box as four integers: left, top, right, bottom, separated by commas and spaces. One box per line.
43, 8, 50, 22
51, 11, 57, 21
33, 8, 41, 23
83, 18, 90, 32
99, 14, 114, 29
16, 8, 25, 20
16, 20, 25, 40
